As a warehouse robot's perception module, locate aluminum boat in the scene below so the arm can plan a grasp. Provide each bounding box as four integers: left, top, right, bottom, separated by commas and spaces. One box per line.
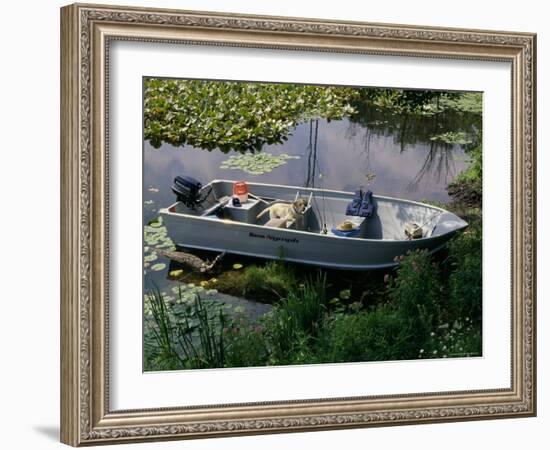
159, 179, 468, 270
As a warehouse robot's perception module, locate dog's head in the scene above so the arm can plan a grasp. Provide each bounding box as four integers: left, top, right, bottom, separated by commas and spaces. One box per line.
292, 198, 308, 214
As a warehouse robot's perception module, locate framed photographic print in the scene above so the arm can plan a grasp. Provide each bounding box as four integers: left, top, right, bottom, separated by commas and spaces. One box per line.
60, 3, 536, 446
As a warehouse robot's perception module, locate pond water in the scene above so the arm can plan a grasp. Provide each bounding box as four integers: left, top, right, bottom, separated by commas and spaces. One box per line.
143, 109, 472, 319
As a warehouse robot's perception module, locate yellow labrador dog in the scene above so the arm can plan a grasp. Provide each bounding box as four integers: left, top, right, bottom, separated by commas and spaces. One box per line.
256, 198, 308, 226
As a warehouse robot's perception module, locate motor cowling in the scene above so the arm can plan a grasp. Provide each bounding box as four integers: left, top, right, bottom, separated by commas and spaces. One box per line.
171, 176, 203, 207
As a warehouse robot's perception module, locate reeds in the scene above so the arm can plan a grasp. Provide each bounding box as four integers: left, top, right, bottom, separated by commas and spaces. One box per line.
145, 288, 227, 369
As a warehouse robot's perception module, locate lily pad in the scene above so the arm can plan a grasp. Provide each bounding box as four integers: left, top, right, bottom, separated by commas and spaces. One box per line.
429, 131, 473, 145
148, 217, 163, 227
219, 152, 300, 175
169, 269, 184, 277
172, 285, 186, 294
144, 253, 158, 263
150, 263, 166, 271
232, 263, 244, 270
144, 79, 357, 152
339, 289, 351, 300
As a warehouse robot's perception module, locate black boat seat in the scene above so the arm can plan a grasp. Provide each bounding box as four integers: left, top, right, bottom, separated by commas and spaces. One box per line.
200, 196, 231, 216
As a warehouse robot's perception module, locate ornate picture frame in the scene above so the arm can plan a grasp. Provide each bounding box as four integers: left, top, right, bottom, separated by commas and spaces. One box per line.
60, 3, 536, 446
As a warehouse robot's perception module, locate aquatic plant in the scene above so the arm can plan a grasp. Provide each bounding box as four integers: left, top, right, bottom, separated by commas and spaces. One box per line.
173, 295, 228, 369
355, 89, 481, 117
144, 288, 182, 370
241, 261, 297, 300
144, 78, 357, 152
356, 88, 455, 114
208, 260, 297, 302
143, 218, 176, 273
148, 216, 162, 227
429, 131, 473, 145
144, 288, 229, 369
436, 92, 483, 115
339, 289, 351, 300
219, 152, 300, 175
144, 253, 158, 263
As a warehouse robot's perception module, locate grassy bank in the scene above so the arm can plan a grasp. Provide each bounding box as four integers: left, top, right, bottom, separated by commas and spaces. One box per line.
145, 217, 482, 370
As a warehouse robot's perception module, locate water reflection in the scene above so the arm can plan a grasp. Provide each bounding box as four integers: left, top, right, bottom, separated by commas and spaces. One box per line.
346, 103, 478, 192
144, 114, 469, 226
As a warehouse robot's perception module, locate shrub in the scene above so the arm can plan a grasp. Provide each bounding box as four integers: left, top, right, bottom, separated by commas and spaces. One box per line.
144, 233, 483, 370
320, 297, 448, 363
418, 319, 482, 359
263, 274, 327, 364
447, 223, 482, 322
224, 320, 269, 368
389, 250, 440, 324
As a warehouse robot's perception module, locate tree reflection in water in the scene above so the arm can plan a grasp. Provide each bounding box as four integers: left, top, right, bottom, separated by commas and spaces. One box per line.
346, 102, 480, 191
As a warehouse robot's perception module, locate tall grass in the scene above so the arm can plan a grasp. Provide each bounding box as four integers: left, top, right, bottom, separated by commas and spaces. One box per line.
213, 260, 297, 302
145, 287, 182, 370
242, 261, 297, 298
145, 289, 228, 370
447, 222, 483, 321
387, 250, 441, 350
174, 295, 227, 369
263, 273, 327, 364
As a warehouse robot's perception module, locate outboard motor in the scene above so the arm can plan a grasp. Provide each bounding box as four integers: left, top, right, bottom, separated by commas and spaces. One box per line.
172, 175, 207, 208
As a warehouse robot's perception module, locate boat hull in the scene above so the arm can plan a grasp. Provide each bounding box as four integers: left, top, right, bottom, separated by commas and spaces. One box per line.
160, 180, 468, 270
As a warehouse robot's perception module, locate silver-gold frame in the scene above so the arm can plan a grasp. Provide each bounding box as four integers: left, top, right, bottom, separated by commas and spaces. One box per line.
60, 3, 536, 446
